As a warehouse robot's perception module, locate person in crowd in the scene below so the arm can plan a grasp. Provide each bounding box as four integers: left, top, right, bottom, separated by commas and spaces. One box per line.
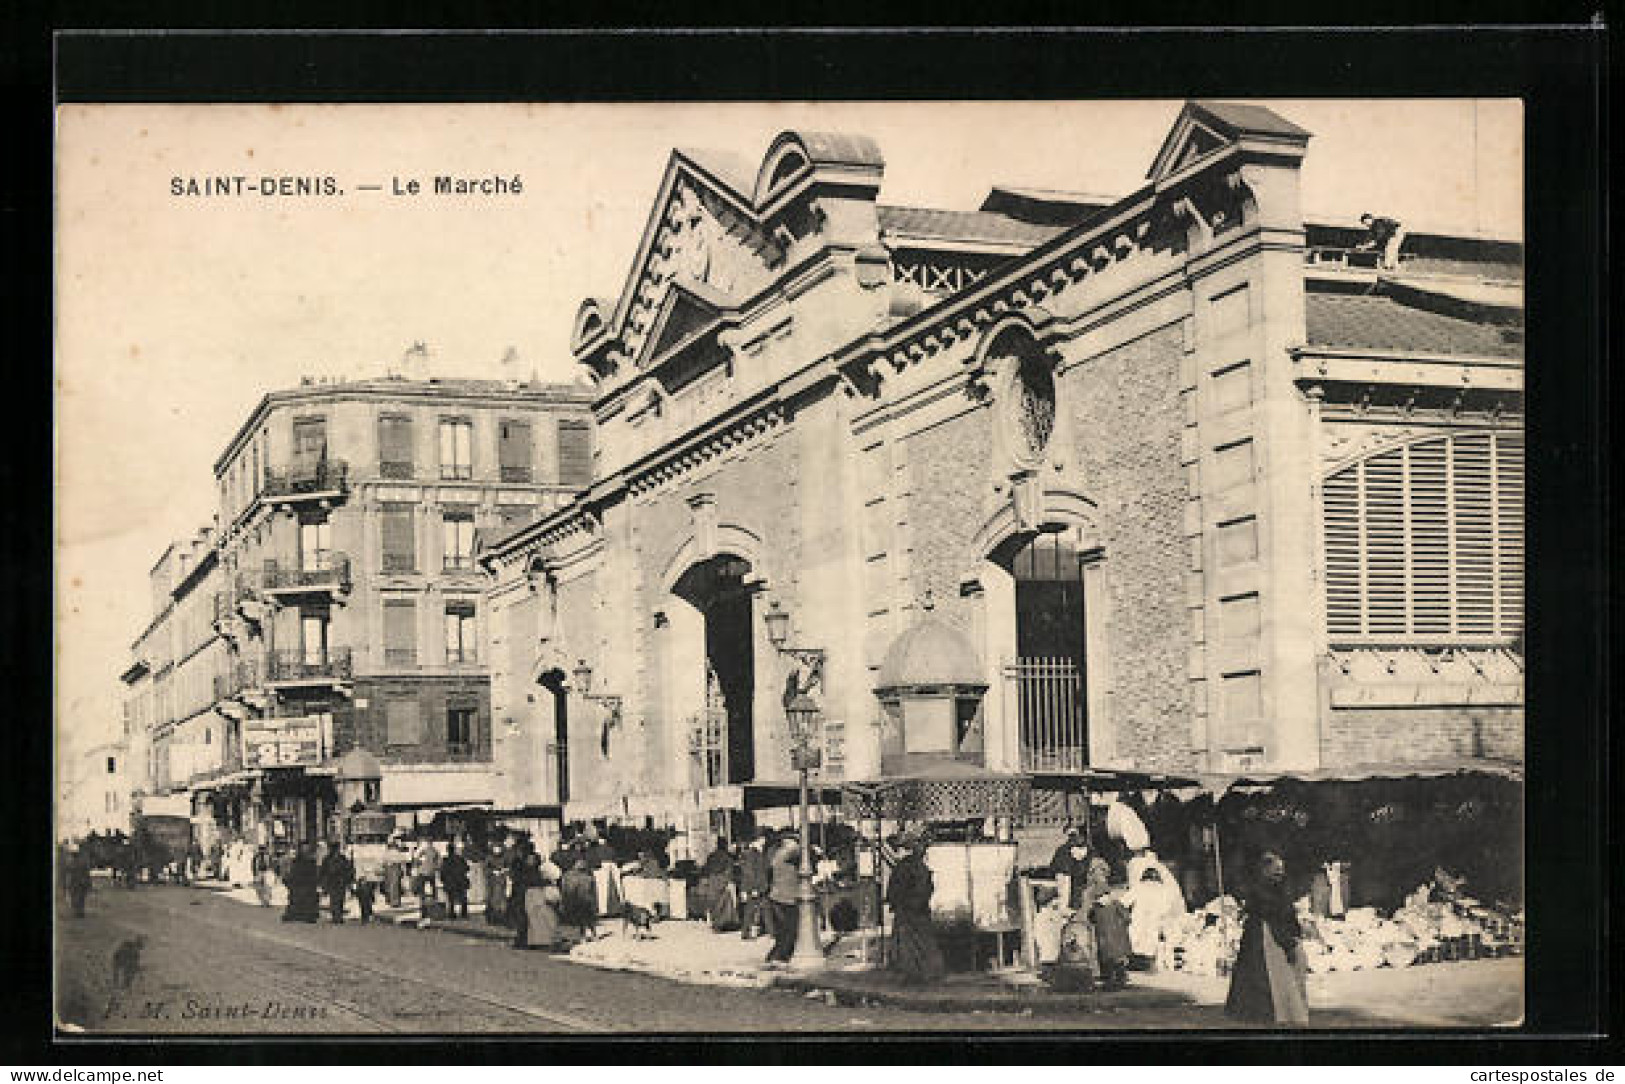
580, 825, 615, 870
252, 844, 276, 907
739, 829, 771, 941
64, 844, 92, 918
353, 854, 379, 924
559, 856, 600, 942
411, 836, 441, 913
764, 831, 802, 966
507, 840, 535, 948
701, 841, 740, 933
441, 841, 471, 920
521, 854, 564, 950
381, 834, 407, 908
319, 842, 354, 924
1082, 856, 1132, 990
1123, 863, 1187, 970
463, 837, 487, 917
1225, 850, 1310, 1026
635, 848, 666, 880
1049, 826, 1092, 908
486, 832, 512, 927
119, 837, 139, 890
885, 829, 944, 985
281, 844, 322, 923
185, 839, 204, 884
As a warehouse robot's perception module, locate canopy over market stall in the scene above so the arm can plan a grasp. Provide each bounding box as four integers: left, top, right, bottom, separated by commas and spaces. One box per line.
841, 760, 1032, 822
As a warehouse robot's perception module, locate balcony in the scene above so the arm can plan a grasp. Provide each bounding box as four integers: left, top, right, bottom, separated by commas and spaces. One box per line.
260, 553, 353, 600
213, 659, 262, 702
263, 458, 350, 502
266, 647, 354, 685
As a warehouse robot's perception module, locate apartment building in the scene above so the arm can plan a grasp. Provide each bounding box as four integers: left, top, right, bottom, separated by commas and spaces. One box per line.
122, 368, 594, 851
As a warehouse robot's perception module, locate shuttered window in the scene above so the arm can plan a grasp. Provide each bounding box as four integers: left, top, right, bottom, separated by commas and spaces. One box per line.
386, 698, 422, 747
383, 599, 416, 667
499, 420, 533, 482
381, 503, 417, 573
379, 414, 414, 479
1323, 431, 1523, 641
557, 418, 592, 487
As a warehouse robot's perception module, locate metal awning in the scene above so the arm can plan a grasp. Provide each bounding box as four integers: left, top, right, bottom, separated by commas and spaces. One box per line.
1188, 757, 1523, 797
742, 780, 847, 811
1027, 768, 1203, 792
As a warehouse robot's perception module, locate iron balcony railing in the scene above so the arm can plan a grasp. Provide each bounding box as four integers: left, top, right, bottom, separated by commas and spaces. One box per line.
266, 647, 353, 683
213, 659, 262, 701
262, 458, 350, 499
261, 552, 352, 593
1003, 656, 1089, 774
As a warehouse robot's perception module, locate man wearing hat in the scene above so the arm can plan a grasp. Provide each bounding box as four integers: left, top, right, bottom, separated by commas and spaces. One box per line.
1050, 826, 1092, 909
763, 830, 802, 965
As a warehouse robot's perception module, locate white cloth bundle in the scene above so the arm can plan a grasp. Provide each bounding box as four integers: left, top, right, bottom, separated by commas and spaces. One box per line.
1106, 801, 1150, 852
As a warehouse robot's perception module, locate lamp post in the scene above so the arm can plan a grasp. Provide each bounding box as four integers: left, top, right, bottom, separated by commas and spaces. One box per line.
570, 659, 624, 725
785, 691, 826, 972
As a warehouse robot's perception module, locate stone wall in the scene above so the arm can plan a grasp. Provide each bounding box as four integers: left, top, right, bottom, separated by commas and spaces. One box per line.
1321, 706, 1523, 765
905, 406, 994, 642
1062, 322, 1194, 773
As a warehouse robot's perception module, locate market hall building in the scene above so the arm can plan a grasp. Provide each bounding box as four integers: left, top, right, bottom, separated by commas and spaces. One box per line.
479, 101, 1523, 866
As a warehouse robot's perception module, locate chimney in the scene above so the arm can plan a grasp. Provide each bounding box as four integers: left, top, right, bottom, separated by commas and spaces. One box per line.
399, 341, 431, 382
499, 346, 534, 385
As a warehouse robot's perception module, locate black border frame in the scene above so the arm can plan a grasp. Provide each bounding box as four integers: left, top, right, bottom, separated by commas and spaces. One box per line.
8, 19, 1611, 1065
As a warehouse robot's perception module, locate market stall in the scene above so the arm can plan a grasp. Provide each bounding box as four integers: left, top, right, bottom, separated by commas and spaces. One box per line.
1112, 759, 1525, 978
843, 761, 1033, 972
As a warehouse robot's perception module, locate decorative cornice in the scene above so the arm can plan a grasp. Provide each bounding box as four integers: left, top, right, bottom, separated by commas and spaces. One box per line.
627, 403, 787, 499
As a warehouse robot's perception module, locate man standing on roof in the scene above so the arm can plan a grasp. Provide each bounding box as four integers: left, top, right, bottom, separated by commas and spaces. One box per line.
1357, 213, 1406, 271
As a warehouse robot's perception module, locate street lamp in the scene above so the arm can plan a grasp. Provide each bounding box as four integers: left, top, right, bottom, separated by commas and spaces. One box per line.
785, 691, 826, 972
570, 659, 624, 725
764, 600, 826, 688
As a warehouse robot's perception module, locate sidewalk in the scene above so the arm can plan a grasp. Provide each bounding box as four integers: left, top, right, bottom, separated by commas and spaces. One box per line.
192, 880, 1521, 1024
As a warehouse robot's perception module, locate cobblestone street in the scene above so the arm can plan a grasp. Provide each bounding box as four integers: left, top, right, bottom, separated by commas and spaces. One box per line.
55, 882, 1521, 1034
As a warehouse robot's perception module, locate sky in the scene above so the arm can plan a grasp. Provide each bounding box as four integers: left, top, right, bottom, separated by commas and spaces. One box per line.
54, 98, 1523, 763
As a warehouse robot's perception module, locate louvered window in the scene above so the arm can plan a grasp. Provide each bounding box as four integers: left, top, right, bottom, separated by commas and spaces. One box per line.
1323, 431, 1523, 641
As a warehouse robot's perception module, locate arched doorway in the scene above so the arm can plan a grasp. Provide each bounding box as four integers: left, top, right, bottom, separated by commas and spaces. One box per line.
995, 527, 1102, 772
672, 554, 757, 786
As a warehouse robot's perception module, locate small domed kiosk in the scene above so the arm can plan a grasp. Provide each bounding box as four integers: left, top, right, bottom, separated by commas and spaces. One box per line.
846, 609, 1032, 972
873, 613, 990, 777
331, 748, 392, 843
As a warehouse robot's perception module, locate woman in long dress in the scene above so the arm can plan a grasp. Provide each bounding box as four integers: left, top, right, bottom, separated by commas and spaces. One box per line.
521, 856, 564, 950
885, 832, 944, 985
1225, 850, 1310, 1025
280, 845, 322, 923
559, 858, 600, 942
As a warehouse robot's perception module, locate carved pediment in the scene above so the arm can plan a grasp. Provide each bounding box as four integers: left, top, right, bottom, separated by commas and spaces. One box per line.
637, 280, 728, 371
1147, 100, 1311, 185
617, 173, 780, 369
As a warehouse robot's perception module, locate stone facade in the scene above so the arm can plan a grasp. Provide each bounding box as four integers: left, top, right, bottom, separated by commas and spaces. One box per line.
481, 102, 1525, 843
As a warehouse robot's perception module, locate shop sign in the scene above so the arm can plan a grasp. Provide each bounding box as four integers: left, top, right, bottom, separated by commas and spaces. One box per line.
242, 714, 330, 769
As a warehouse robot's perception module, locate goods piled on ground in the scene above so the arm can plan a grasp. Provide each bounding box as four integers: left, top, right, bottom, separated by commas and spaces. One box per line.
1166, 895, 1243, 977
1159, 877, 1523, 976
